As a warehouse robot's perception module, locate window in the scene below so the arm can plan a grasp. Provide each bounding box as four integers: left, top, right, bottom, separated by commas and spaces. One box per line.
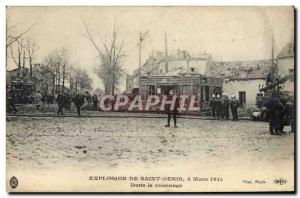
157, 88, 161, 94
239, 91, 246, 107
191, 67, 195, 72
148, 85, 155, 95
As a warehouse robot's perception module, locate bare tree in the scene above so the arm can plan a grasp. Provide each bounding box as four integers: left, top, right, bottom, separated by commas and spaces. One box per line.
6, 23, 36, 48
69, 66, 92, 93
7, 22, 37, 79
43, 48, 70, 94
81, 17, 125, 95
68, 65, 77, 92
9, 38, 26, 78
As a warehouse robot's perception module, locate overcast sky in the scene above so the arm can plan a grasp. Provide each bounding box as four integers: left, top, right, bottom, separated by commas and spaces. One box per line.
6, 6, 294, 91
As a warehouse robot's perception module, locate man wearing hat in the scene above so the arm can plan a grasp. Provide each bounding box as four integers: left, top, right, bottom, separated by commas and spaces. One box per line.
263, 91, 284, 135
221, 93, 230, 120
210, 94, 217, 119
215, 94, 222, 120
230, 94, 239, 121
165, 90, 179, 128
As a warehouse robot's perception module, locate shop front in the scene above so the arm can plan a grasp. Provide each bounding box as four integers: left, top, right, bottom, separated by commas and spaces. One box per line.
140, 73, 223, 112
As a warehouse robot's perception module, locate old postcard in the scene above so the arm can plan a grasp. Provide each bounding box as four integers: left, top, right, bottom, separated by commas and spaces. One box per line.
6, 6, 295, 192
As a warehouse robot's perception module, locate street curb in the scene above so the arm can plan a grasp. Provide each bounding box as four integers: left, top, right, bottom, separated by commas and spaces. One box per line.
6, 114, 251, 121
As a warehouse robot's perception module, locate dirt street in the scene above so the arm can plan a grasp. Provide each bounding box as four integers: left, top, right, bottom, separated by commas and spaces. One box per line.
6, 116, 294, 191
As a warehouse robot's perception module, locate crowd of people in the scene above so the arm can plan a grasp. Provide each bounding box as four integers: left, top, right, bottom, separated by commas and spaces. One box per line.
262, 91, 295, 135
34, 90, 100, 116
209, 93, 239, 121
207, 91, 295, 135
7, 88, 295, 135
7, 89, 101, 116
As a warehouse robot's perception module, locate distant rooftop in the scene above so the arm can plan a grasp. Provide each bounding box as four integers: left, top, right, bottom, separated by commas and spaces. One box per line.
211, 59, 273, 80
277, 43, 294, 58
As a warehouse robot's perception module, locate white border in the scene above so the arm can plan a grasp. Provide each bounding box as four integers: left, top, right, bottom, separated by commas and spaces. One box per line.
0, 1, 298, 197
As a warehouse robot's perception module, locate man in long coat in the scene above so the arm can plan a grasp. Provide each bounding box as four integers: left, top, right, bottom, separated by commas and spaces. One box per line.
263, 93, 284, 135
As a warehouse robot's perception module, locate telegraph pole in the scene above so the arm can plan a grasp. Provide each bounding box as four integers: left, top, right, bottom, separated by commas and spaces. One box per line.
138, 31, 148, 90
271, 32, 275, 89
139, 32, 142, 88
164, 32, 169, 73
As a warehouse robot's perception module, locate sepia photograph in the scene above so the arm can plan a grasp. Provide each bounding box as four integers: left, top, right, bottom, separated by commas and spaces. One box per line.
5, 6, 295, 192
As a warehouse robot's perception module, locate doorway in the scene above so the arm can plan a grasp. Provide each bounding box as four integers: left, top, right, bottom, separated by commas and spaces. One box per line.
239, 91, 246, 107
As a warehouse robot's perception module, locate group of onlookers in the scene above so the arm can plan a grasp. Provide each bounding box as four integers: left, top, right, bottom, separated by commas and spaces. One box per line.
32, 90, 100, 116
262, 92, 294, 135
7, 89, 295, 135
209, 91, 295, 135
209, 93, 239, 121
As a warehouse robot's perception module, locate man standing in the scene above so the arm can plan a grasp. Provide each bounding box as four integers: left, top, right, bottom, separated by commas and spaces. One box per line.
64, 93, 72, 111
57, 91, 64, 115
35, 90, 43, 110
221, 93, 230, 120
85, 91, 92, 108
92, 94, 99, 111
7, 90, 17, 113
215, 94, 222, 120
73, 93, 85, 116
230, 95, 239, 121
263, 92, 284, 135
286, 97, 295, 133
210, 94, 217, 119
279, 94, 289, 133
165, 90, 179, 128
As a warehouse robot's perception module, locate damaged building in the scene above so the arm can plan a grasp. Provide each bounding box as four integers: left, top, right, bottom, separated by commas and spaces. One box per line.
276, 42, 294, 95
211, 60, 273, 108
126, 50, 223, 112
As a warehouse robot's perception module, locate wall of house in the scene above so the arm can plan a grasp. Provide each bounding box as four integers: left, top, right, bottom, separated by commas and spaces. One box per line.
277, 57, 294, 77
188, 59, 208, 74
132, 75, 139, 88
277, 57, 294, 94
223, 79, 266, 108
283, 78, 294, 95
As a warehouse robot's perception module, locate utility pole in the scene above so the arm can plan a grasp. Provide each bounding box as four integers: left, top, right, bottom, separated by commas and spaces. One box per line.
271, 32, 276, 90
138, 32, 142, 89
138, 31, 149, 91
164, 32, 168, 73
27, 40, 35, 80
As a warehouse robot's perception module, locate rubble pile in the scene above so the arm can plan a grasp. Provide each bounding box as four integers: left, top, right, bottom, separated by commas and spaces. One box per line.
211, 59, 273, 79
